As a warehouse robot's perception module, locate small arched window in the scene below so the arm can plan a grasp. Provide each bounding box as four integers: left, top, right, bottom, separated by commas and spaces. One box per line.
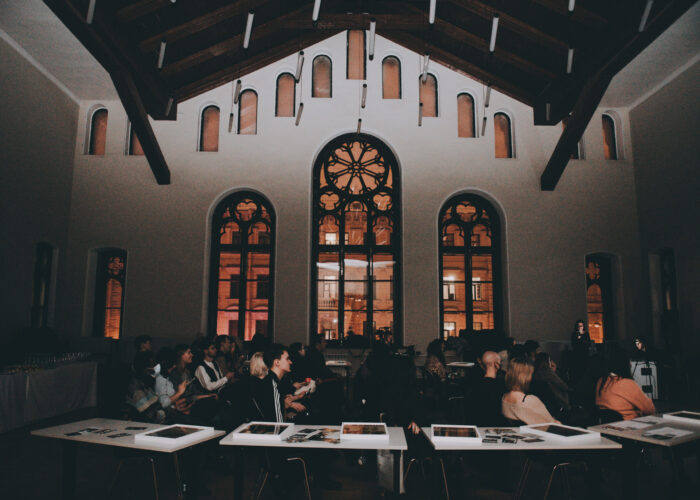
238, 90, 258, 135
602, 114, 618, 160
347, 30, 366, 80
494, 112, 513, 158
457, 93, 475, 138
275, 73, 296, 117
312, 55, 332, 98
88, 108, 108, 155
419, 74, 438, 117
128, 123, 144, 156
199, 105, 220, 151
382, 56, 401, 99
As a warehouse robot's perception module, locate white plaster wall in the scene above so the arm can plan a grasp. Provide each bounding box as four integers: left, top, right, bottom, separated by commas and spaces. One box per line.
0, 35, 78, 342
62, 33, 644, 347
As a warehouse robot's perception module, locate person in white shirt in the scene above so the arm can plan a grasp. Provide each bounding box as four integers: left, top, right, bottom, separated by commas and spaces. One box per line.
195, 338, 237, 403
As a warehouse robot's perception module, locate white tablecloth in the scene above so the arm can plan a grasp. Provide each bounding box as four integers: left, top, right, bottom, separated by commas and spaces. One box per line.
0, 361, 98, 433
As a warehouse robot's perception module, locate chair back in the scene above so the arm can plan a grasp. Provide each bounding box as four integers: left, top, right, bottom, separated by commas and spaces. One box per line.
596, 408, 624, 424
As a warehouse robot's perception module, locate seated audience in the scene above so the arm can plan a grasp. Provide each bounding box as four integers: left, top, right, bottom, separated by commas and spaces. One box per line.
214, 335, 236, 377
249, 332, 270, 357
288, 342, 310, 382
468, 351, 507, 426
134, 335, 153, 353
194, 338, 236, 399
523, 339, 541, 360
502, 357, 558, 425
306, 334, 336, 381
497, 336, 515, 371
126, 351, 165, 423
596, 346, 655, 420
172, 344, 194, 385
424, 339, 447, 382
531, 352, 571, 419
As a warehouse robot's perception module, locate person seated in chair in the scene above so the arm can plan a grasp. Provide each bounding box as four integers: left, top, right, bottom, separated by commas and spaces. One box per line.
126, 351, 166, 423
134, 335, 153, 353
468, 351, 507, 426
194, 338, 237, 400
531, 352, 571, 420
596, 346, 655, 420
502, 357, 558, 425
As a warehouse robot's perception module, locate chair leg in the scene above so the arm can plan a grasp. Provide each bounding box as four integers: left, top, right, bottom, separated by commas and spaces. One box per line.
438, 457, 450, 500
287, 457, 312, 500
107, 460, 124, 499
172, 452, 183, 500
253, 470, 268, 500
404, 458, 417, 489
514, 456, 532, 500
149, 457, 159, 500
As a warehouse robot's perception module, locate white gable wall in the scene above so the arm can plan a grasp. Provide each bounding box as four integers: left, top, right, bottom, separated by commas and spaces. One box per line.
61, 33, 644, 347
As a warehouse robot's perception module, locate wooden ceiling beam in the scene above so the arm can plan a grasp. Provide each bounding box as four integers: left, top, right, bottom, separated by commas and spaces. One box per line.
117, 0, 180, 23
160, 4, 313, 77
282, 13, 427, 30
532, 0, 608, 26
381, 30, 537, 106
174, 29, 339, 102
44, 0, 170, 184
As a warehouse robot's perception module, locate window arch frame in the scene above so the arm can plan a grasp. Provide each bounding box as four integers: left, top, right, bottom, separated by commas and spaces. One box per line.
312, 54, 333, 98
493, 111, 514, 158
601, 112, 621, 160
237, 89, 258, 135
275, 72, 296, 117
438, 193, 502, 340
208, 190, 276, 340
381, 55, 402, 99
87, 106, 108, 155
198, 104, 220, 151
311, 133, 402, 345
457, 92, 477, 138
419, 72, 438, 117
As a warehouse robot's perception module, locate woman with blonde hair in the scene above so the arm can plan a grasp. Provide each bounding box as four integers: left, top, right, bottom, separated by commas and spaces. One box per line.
249, 352, 268, 379
502, 357, 558, 424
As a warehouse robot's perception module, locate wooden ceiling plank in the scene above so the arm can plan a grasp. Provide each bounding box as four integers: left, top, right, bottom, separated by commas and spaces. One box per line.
532, 0, 609, 26
381, 30, 536, 106
174, 30, 338, 102
44, 0, 171, 184
282, 13, 427, 30
117, 0, 173, 23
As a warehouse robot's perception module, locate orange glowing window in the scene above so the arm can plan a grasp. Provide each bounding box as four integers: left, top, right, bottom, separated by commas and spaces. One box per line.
382, 56, 401, 99
494, 112, 513, 158
347, 30, 366, 80
128, 124, 144, 156
93, 249, 126, 339
457, 93, 475, 138
312, 55, 332, 98
419, 74, 438, 117
88, 108, 108, 155
238, 90, 258, 135
200, 105, 220, 151
276, 73, 296, 117
602, 114, 617, 160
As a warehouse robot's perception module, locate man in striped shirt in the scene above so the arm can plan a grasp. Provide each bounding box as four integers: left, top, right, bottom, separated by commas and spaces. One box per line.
256, 344, 295, 422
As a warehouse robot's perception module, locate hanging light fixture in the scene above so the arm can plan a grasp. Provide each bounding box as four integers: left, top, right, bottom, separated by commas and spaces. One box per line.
243, 11, 254, 49
86, 0, 96, 24
357, 118, 362, 134
295, 51, 305, 81
157, 40, 167, 69
489, 15, 499, 53
567, 48, 574, 74
312, 0, 322, 23
368, 19, 376, 61
481, 116, 488, 136
422, 53, 430, 83
639, 1, 653, 32
295, 103, 304, 126
484, 84, 492, 108
361, 84, 367, 109
568, 0, 575, 13
165, 97, 174, 117
429, 0, 437, 25
545, 102, 551, 122
233, 80, 242, 104
418, 103, 424, 126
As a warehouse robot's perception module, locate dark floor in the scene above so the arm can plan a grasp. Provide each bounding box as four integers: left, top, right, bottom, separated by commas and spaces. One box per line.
1, 408, 698, 500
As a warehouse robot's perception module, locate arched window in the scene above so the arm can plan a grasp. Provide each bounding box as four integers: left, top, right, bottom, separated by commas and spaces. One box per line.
128, 123, 144, 156
275, 73, 296, 117
494, 112, 513, 158
382, 56, 401, 99
602, 114, 618, 160
457, 93, 475, 138
585, 254, 615, 343
88, 108, 108, 155
209, 192, 275, 340
199, 105, 220, 151
562, 116, 582, 159
238, 90, 258, 135
93, 248, 127, 339
313, 134, 401, 343
419, 74, 438, 117
347, 30, 366, 80
312, 55, 332, 98
439, 194, 500, 338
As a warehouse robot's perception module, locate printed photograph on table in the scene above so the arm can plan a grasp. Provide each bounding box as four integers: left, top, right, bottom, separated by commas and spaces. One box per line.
240, 424, 291, 435
522, 423, 599, 442
431, 424, 481, 442
662, 411, 700, 426
340, 422, 389, 441
232, 421, 294, 441
135, 424, 215, 446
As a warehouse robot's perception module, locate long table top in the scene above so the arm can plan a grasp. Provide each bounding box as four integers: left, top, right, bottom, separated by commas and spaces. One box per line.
221, 423, 407, 451
589, 415, 700, 447
423, 426, 622, 451
31, 417, 225, 453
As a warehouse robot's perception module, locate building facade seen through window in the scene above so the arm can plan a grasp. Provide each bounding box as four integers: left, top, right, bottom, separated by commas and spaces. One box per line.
93, 249, 126, 339
586, 254, 614, 343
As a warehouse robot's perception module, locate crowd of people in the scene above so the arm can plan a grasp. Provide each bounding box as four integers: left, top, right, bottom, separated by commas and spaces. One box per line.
122, 322, 657, 493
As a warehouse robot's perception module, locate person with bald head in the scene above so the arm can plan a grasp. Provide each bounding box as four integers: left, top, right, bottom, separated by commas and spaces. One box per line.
467, 351, 507, 426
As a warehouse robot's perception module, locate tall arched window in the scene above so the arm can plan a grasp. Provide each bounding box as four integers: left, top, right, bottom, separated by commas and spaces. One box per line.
93, 248, 127, 339
313, 134, 401, 344
347, 30, 366, 80
382, 56, 401, 99
457, 93, 475, 138
312, 55, 332, 98
602, 114, 618, 160
494, 112, 513, 158
209, 192, 275, 340
128, 123, 144, 156
439, 194, 500, 338
238, 90, 258, 135
419, 74, 438, 117
586, 254, 615, 343
199, 105, 220, 151
88, 108, 108, 155
275, 73, 296, 117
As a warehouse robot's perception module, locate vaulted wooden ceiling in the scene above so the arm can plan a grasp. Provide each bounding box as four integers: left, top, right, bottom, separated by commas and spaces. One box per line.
44, 0, 696, 187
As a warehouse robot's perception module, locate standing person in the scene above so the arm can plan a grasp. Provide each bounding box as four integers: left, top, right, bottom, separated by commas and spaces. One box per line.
596, 346, 655, 420
570, 319, 592, 390
502, 358, 559, 425
571, 320, 591, 352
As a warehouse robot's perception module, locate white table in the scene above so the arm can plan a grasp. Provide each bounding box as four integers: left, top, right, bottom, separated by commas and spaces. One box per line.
31, 417, 225, 500
221, 423, 407, 499
423, 426, 621, 500
446, 362, 475, 369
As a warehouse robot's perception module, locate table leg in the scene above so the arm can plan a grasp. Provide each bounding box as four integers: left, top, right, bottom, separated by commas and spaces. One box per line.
438, 456, 450, 500
233, 446, 244, 500
667, 448, 688, 499
173, 451, 183, 500
61, 441, 77, 500
392, 450, 401, 498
